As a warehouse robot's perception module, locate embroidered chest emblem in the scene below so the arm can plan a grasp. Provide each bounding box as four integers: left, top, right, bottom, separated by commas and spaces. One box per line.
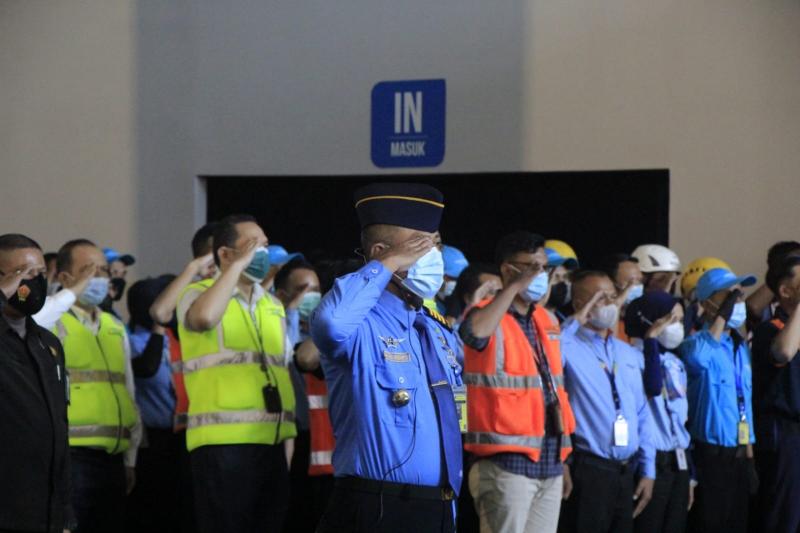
380, 336, 405, 350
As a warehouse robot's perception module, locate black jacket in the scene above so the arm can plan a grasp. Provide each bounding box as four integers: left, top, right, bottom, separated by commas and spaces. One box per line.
0, 293, 72, 532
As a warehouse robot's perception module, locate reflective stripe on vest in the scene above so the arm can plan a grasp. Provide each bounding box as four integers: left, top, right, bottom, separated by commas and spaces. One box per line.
464, 432, 544, 448
187, 409, 295, 429
70, 425, 132, 440
463, 373, 543, 389
308, 394, 329, 410
178, 279, 297, 451
310, 450, 333, 466
69, 370, 126, 384
166, 328, 189, 432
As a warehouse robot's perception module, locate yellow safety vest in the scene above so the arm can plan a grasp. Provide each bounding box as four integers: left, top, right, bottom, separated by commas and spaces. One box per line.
178, 279, 296, 451
54, 311, 138, 454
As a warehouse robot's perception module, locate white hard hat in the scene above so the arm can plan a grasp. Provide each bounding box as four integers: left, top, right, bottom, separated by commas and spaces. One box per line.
631, 244, 682, 273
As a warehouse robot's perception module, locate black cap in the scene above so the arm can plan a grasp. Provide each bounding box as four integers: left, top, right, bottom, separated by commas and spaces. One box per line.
354, 182, 444, 233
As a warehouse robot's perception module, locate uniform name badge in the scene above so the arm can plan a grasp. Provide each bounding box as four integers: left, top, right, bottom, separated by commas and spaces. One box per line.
614, 415, 629, 447
675, 448, 688, 471
453, 384, 467, 433
738, 418, 750, 445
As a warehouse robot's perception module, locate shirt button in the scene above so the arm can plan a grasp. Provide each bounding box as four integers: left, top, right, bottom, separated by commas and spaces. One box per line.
371, 269, 378, 274
399, 377, 405, 384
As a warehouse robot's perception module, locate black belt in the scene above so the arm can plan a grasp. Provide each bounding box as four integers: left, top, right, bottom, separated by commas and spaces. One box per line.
336, 477, 455, 501
572, 450, 632, 475
655, 450, 679, 470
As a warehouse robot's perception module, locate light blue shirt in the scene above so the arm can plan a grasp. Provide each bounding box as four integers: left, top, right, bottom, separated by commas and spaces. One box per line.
679, 327, 755, 447
562, 326, 656, 478
129, 326, 175, 430
648, 351, 691, 452
310, 260, 463, 487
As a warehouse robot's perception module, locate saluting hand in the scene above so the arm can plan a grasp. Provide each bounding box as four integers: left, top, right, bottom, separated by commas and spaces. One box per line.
230, 238, 261, 271
644, 309, 681, 339
573, 290, 607, 326
0, 264, 32, 299
377, 235, 434, 273
633, 477, 654, 517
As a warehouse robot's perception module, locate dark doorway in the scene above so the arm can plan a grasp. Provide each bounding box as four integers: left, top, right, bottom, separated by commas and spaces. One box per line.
205, 170, 669, 269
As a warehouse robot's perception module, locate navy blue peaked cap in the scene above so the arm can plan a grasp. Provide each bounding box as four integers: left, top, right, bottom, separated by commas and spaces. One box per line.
354, 182, 444, 233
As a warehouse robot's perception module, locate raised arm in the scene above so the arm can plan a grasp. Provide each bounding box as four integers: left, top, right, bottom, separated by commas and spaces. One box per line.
772, 301, 800, 364
150, 254, 213, 325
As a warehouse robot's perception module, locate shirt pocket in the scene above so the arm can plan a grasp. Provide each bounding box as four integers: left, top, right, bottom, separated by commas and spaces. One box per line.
375, 364, 419, 427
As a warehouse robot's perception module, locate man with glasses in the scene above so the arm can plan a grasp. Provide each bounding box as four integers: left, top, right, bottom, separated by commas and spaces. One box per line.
459, 231, 576, 533
558, 270, 655, 533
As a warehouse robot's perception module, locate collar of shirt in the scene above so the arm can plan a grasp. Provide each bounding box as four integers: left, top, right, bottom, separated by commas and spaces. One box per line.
378, 289, 416, 331
70, 305, 101, 334
232, 281, 266, 312
508, 303, 534, 321
576, 326, 618, 364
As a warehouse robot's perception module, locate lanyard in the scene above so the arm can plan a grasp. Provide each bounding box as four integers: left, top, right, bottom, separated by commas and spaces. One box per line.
529, 322, 559, 402
582, 330, 622, 414
733, 345, 746, 422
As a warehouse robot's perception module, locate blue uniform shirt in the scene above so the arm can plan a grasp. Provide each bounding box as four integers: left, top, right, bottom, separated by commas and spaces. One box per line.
562, 325, 656, 478
310, 260, 463, 488
129, 326, 175, 430
679, 327, 755, 447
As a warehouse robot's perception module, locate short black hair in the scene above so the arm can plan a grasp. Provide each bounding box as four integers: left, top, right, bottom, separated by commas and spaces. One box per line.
212, 214, 257, 266
445, 262, 501, 319
599, 253, 638, 283
570, 269, 612, 286
316, 258, 363, 294
766, 255, 800, 294
767, 241, 800, 270
273, 258, 317, 292
56, 239, 96, 273
0, 234, 42, 253
494, 231, 545, 265
44, 252, 58, 264
192, 222, 219, 258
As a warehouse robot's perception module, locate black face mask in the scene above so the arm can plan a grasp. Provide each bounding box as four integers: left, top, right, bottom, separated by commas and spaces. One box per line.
8, 274, 48, 316
547, 281, 570, 309
110, 277, 127, 301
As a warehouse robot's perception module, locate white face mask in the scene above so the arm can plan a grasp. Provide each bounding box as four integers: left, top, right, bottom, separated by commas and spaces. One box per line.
657, 322, 685, 350
589, 303, 620, 330
440, 280, 457, 298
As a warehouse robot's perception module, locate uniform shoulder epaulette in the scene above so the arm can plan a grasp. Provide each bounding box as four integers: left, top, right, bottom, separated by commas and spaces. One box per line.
423, 306, 452, 332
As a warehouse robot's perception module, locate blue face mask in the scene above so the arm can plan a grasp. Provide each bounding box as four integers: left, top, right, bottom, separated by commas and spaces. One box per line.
727, 301, 747, 329
79, 277, 110, 307
403, 247, 444, 300
298, 291, 322, 321
625, 283, 644, 305
521, 271, 549, 303
243, 247, 271, 282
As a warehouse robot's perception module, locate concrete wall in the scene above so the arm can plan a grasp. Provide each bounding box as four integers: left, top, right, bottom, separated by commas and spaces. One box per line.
2, 0, 799, 283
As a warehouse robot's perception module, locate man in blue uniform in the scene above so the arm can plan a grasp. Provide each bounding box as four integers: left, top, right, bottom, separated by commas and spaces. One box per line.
311, 182, 464, 533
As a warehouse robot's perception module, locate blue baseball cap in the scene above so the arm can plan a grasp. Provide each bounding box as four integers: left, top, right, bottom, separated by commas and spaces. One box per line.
695, 267, 757, 301
103, 247, 136, 266
442, 245, 469, 279
267, 244, 303, 266
545, 247, 578, 269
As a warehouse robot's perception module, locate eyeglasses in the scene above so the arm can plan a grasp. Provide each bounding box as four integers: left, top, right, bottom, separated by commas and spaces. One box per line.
507, 261, 545, 273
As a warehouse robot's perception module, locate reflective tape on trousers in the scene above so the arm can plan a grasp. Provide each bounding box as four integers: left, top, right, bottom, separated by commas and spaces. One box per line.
187, 409, 295, 429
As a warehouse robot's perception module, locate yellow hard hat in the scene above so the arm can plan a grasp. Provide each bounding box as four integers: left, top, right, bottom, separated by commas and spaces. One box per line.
681, 257, 732, 296
545, 239, 578, 262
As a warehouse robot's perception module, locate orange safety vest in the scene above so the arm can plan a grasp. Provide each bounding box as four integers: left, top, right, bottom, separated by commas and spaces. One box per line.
464, 301, 576, 462
305, 373, 335, 476
166, 328, 190, 432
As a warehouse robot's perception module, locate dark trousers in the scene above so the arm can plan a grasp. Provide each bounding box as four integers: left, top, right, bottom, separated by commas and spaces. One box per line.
70, 447, 126, 533
635, 451, 690, 533
191, 443, 289, 533
558, 452, 635, 533
125, 428, 196, 533
316, 480, 456, 533
759, 430, 800, 533
688, 442, 751, 533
